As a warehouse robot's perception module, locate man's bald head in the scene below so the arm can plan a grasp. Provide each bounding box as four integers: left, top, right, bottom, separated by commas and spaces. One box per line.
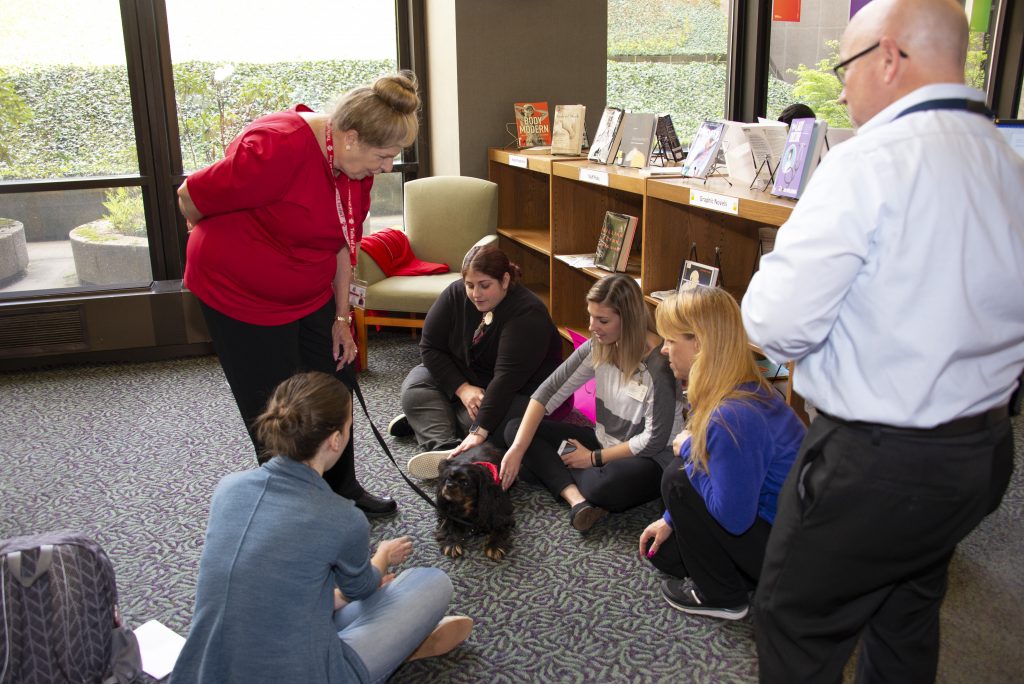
849, 0, 968, 83
839, 0, 969, 125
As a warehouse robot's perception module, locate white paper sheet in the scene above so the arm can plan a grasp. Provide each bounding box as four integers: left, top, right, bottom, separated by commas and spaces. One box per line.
133, 619, 186, 680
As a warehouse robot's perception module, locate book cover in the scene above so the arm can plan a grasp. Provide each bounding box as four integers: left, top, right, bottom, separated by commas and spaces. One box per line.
595, 211, 638, 272
771, 117, 815, 199
514, 102, 551, 148
655, 114, 684, 162
551, 104, 587, 155
588, 107, 624, 164
771, 118, 828, 199
682, 121, 726, 178
741, 121, 789, 175
677, 259, 719, 291
613, 112, 657, 168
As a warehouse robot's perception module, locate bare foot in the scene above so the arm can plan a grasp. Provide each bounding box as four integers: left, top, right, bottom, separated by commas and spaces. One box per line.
405, 615, 474, 662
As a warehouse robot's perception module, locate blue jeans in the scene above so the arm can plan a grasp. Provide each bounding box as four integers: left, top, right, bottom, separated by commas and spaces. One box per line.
335, 567, 453, 683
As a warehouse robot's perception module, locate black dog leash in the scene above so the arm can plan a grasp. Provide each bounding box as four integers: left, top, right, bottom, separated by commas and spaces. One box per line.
338, 365, 478, 528
337, 364, 440, 511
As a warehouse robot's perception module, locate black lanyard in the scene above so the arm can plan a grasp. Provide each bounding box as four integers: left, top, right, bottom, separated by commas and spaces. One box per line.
894, 98, 994, 120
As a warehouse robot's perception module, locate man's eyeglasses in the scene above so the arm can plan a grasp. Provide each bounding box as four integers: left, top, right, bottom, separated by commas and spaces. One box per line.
832, 41, 908, 85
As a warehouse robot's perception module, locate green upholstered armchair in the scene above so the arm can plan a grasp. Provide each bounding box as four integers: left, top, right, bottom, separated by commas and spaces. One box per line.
353, 175, 498, 369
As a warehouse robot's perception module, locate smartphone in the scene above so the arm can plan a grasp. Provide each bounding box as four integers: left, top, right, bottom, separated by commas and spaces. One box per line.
557, 439, 577, 456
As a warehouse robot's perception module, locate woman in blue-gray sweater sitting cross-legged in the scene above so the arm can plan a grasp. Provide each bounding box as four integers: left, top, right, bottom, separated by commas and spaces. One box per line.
501, 274, 684, 533
639, 287, 805, 621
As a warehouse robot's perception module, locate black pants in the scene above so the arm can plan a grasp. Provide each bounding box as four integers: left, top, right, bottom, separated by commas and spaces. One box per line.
200, 299, 365, 500
754, 412, 1013, 684
648, 463, 771, 606
505, 418, 667, 512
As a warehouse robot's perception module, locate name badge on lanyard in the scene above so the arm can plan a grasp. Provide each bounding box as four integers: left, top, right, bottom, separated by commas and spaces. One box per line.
626, 379, 648, 402
325, 121, 359, 268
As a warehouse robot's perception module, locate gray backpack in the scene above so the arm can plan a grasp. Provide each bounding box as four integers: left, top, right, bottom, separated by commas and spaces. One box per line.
0, 531, 142, 684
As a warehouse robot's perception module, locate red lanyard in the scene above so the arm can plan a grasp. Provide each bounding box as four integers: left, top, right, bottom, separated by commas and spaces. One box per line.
325, 121, 359, 267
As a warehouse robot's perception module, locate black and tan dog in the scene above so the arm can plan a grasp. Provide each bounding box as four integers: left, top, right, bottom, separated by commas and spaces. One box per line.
435, 444, 514, 561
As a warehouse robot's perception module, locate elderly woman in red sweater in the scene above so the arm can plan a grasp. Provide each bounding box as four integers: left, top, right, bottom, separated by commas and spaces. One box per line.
177, 72, 419, 517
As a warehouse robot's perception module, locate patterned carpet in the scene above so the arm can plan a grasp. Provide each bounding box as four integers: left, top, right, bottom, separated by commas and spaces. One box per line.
1, 330, 1022, 683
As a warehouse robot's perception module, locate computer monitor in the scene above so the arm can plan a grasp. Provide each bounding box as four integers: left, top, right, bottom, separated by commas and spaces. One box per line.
995, 119, 1024, 159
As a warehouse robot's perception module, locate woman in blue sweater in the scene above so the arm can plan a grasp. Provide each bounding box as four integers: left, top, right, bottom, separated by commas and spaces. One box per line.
639, 287, 805, 620
172, 372, 472, 683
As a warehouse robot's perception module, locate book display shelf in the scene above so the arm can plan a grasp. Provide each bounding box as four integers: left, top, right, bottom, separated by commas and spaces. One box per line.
487, 147, 807, 421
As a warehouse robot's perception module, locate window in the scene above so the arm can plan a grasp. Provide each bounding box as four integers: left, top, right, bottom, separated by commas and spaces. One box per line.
766, 1, 1003, 129
607, 0, 731, 145
0, 1, 417, 301
0, 1, 149, 295
766, 3, 852, 128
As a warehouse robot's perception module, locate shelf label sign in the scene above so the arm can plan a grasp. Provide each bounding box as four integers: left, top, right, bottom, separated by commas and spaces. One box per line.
579, 168, 609, 186
689, 189, 739, 215
508, 154, 528, 168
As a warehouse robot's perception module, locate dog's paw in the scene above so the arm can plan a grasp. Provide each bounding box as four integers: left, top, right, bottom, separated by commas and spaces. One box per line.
484, 545, 507, 561
442, 543, 464, 559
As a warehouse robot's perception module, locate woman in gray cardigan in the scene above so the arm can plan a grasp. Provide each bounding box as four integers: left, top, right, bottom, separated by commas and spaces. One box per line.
172, 372, 471, 684
501, 274, 684, 532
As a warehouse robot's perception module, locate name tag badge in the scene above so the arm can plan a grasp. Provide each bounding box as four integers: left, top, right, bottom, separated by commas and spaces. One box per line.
626, 380, 648, 402
349, 279, 367, 308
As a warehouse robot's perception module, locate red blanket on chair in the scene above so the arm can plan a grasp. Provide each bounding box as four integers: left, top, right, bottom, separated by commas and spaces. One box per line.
361, 228, 449, 276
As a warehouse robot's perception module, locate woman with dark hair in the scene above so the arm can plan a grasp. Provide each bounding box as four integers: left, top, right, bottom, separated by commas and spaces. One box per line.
392, 245, 563, 479
172, 372, 472, 683
501, 274, 684, 532
177, 72, 422, 517
638, 288, 804, 620
778, 102, 816, 125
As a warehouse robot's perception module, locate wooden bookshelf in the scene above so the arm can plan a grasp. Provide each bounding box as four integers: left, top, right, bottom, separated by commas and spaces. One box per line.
487, 147, 806, 419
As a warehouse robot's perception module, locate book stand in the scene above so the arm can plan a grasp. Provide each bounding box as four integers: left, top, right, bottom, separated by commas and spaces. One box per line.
749, 154, 777, 192
652, 136, 685, 165
701, 161, 733, 187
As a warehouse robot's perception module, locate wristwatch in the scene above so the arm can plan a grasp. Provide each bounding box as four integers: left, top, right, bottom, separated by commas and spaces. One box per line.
468, 424, 489, 439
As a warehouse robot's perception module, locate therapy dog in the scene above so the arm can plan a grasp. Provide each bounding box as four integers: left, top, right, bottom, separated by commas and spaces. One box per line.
435, 444, 514, 561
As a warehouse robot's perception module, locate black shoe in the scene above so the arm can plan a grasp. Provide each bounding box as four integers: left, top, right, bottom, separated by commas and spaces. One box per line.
354, 492, 398, 518
661, 579, 749, 620
388, 414, 414, 438
569, 501, 607, 532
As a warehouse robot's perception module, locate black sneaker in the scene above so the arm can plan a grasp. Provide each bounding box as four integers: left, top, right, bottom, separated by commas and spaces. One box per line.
388, 414, 413, 438
661, 579, 749, 620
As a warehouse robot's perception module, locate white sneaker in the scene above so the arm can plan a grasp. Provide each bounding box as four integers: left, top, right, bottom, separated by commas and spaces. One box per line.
407, 450, 452, 479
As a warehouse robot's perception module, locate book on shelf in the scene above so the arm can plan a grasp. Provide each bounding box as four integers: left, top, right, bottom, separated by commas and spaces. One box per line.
681, 120, 726, 178
594, 211, 639, 272
638, 165, 684, 178
555, 253, 598, 269
741, 121, 789, 184
771, 118, 829, 199
588, 106, 624, 164
551, 104, 587, 155
514, 101, 552, 149
654, 114, 685, 162
822, 126, 855, 157
613, 112, 657, 168
677, 259, 719, 291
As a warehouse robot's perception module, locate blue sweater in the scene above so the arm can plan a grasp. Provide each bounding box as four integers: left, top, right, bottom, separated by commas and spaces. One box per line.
665, 385, 805, 534
172, 457, 379, 684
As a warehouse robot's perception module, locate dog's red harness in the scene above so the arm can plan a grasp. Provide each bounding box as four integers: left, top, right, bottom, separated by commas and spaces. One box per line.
474, 461, 501, 485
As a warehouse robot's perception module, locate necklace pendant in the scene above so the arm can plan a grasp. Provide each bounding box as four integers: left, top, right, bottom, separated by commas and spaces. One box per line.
483, 311, 493, 326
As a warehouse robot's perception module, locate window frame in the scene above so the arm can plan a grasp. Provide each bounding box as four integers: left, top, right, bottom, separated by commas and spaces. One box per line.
0, 0, 426, 302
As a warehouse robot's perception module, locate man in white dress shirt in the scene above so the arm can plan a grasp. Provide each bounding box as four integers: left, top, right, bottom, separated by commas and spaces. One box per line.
741, 0, 1024, 681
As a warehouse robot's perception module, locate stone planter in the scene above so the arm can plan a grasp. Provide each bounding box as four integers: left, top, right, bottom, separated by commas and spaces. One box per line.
69, 220, 151, 286
0, 218, 30, 282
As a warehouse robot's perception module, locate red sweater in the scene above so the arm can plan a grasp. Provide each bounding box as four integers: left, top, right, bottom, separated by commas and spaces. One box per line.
184, 106, 372, 325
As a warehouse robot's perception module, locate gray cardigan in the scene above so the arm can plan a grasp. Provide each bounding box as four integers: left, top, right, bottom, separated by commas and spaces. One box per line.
533, 339, 684, 465
172, 457, 379, 684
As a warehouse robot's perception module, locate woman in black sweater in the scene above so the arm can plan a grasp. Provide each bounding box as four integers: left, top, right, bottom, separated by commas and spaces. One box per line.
392, 245, 563, 478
